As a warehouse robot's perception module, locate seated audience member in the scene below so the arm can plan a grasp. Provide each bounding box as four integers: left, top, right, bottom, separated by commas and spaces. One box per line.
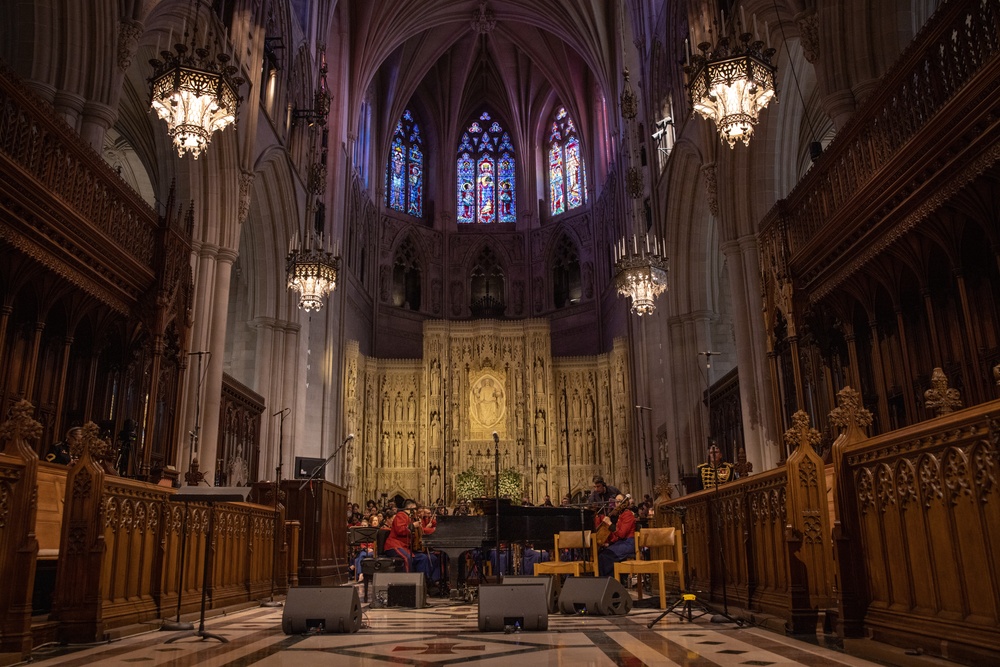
46, 426, 82, 465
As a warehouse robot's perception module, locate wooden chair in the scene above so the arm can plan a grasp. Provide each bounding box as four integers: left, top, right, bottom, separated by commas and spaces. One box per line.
613, 527, 684, 608
533, 530, 598, 577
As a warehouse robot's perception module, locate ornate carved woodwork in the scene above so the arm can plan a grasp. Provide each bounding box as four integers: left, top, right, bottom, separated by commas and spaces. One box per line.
216, 374, 264, 487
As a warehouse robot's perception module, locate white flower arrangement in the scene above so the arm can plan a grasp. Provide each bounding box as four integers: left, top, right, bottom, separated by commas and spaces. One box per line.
456, 468, 486, 500
498, 468, 523, 502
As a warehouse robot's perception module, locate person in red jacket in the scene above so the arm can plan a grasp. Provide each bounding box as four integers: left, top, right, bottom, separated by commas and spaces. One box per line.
597, 494, 636, 577
381, 499, 419, 571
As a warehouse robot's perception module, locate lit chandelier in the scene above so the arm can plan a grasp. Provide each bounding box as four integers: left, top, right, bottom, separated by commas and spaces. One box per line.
685, 9, 776, 148
287, 57, 339, 313
287, 158, 339, 312
286, 230, 340, 312
614, 235, 669, 316
612, 8, 669, 317
148, 5, 244, 158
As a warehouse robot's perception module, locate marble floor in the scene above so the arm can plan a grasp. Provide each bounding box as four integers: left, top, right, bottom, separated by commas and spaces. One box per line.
24, 587, 886, 667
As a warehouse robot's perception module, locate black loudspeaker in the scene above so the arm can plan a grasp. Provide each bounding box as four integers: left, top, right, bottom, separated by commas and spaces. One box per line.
558, 577, 633, 616
281, 586, 361, 634
372, 572, 426, 608
478, 583, 549, 631
360, 557, 404, 576
294, 456, 325, 479
501, 574, 559, 613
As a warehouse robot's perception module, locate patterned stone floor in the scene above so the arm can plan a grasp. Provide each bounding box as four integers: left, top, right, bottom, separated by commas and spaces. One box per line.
24, 588, 884, 667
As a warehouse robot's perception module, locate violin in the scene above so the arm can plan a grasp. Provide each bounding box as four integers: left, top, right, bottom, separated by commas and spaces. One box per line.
409, 508, 424, 552
594, 494, 631, 547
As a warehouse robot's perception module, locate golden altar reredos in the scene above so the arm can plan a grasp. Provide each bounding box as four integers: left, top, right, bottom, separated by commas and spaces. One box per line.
342, 319, 636, 505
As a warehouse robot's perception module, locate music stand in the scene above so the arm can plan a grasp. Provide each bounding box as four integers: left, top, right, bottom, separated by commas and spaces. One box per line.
160, 498, 195, 632
165, 486, 251, 643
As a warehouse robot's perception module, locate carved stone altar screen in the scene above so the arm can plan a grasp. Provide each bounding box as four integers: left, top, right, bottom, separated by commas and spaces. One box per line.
342, 319, 636, 505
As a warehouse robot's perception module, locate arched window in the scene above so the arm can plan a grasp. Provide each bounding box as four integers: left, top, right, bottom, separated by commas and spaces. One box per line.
457, 111, 516, 224
392, 236, 421, 311
547, 106, 586, 216
386, 109, 423, 217
552, 234, 582, 308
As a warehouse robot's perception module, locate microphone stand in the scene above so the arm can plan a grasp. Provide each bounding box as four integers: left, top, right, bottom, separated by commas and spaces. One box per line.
648, 351, 741, 627
298, 434, 354, 588
262, 408, 290, 607
492, 432, 501, 579
298, 434, 355, 491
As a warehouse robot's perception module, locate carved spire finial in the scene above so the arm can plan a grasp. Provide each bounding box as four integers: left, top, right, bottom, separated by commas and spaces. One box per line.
924, 367, 962, 416
0, 399, 43, 448
653, 473, 673, 502
828, 386, 873, 432
734, 447, 753, 477
784, 410, 821, 452
77, 421, 113, 465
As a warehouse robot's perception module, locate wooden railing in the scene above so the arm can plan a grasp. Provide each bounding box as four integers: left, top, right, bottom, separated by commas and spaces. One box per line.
660, 398, 1000, 661
659, 431, 835, 633
0, 433, 39, 659
0, 62, 157, 269
49, 449, 285, 644
832, 400, 1000, 660
760, 0, 1000, 289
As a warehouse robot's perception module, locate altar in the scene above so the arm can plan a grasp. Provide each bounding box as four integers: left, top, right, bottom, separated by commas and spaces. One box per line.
342, 319, 637, 505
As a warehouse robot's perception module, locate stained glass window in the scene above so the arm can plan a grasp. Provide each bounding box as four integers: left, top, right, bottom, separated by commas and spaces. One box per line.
547, 105, 586, 216
457, 111, 516, 224
386, 109, 423, 217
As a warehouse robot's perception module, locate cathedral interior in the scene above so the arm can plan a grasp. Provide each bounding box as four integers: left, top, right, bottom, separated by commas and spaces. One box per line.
1, 0, 999, 664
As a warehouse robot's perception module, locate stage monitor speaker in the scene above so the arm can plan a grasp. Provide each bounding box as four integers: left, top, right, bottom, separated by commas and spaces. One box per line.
372, 572, 426, 608
558, 576, 632, 616
501, 574, 559, 613
294, 456, 326, 479
281, 586, 361, 634
478, 583, 548, 631
360, 557, 404, 576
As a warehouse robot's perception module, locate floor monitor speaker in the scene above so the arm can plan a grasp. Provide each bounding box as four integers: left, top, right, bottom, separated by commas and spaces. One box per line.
501, 574, 559, 613
558, 576, 632, 616
281, 586, 361, 634
372, 572, 426, 608
478, 583, 549, 631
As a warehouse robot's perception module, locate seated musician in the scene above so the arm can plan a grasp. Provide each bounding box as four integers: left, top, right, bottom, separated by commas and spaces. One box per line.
382, 499, 444, 589
418, 505, 450, 593
381, 499, 419, 572
695, 444, 737, 490
352, 518, 373, 581
597, 494, 636, 577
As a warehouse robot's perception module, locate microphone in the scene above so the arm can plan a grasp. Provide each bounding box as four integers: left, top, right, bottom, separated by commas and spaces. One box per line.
188, 351, 210, 356
272, 407, 290, 417
635, 405, 653, 411
697, 351, 719, 356
492, 432, 499, 444
345, 433, 355, 443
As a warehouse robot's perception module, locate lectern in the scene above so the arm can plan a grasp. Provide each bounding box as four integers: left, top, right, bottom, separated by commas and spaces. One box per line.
165, 487, 251, 643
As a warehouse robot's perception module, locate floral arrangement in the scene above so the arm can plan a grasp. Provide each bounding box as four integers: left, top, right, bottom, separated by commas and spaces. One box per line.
456, 468, 485, 500
498, 468, 523, 502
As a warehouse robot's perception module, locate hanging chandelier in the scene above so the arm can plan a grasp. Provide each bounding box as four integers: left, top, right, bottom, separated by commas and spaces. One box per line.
614, 235, 669, 316
612, 6, 669, 316
685, 10, 776, 148
148, 8, 244, 158
287, 56, 339, 313
286, 231, 340, 312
